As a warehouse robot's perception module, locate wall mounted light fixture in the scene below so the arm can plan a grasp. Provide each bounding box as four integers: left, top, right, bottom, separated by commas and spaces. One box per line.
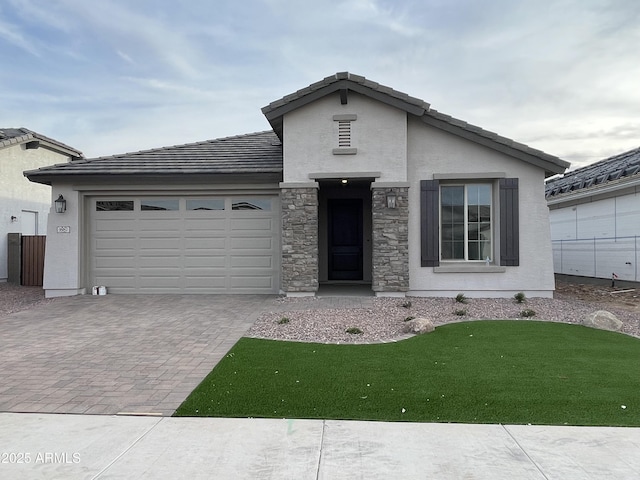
386, 193, 397, 209
54, 194, 67, 213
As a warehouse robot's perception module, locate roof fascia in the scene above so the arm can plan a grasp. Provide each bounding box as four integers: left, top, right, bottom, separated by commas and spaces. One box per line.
263, 79, 428, 138
25, 171, 283, 187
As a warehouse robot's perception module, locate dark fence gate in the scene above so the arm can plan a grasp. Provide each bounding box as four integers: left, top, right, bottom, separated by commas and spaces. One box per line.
21, 235, 46, 286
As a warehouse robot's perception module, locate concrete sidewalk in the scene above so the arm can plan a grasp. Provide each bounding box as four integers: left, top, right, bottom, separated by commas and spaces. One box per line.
1, 413, 639, 479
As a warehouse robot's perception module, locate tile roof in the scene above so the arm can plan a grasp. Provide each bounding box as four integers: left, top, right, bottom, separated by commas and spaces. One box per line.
0, 127, 83, 158
263, 72, 570, 176
545, 146, 640, 199
25, 131, 283, 183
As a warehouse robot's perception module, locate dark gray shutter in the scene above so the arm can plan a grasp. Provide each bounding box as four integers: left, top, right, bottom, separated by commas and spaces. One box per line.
499, 178, 519, 266
421, 179, 440, 267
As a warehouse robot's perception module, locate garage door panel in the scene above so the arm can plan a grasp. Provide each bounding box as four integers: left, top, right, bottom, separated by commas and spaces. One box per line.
95, 238, 137, 250
90, 195, 278, 293
183, 237, 226, 249
94, 276, 136, 287
184, 218, 226, 230
230, 237, 273, 250
95, 257, 137, 268
230, 255, 273, 268
139, 238, 182, 249
230, 275, 274, 289
95, 219, 138, 231
230, 218, 274, 232
184, 256, 226, 267
138, 256, 181, 268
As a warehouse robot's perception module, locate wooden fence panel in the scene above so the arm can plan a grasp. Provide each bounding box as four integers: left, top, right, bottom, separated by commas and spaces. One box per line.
21, 235, 46, 286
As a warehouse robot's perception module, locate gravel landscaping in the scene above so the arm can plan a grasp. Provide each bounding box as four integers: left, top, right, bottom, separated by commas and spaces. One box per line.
248, 290, 640, 344
2, 280, 638, 344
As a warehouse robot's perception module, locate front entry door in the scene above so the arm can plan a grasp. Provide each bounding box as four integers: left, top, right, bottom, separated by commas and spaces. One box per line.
328, 199, 363, 280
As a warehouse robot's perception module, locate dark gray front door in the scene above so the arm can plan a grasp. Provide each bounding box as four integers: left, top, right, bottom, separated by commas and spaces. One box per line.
328, 199, 363, 280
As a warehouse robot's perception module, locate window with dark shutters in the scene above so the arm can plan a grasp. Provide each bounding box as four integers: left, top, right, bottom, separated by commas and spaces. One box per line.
420, 177, 520, 268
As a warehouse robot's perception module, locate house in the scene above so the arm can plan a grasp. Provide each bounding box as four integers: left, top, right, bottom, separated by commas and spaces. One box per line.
1, 128, 83, 282
546, 147, 640, 283
25, 72, 569, 298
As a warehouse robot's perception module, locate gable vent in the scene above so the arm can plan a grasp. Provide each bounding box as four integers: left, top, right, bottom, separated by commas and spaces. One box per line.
332, 114, 357, 155
338, 120, 351, 147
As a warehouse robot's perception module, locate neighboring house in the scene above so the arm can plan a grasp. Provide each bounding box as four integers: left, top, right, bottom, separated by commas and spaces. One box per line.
546, 147, 640, 283
25, 72, 568, 298
0, 128, 83, 282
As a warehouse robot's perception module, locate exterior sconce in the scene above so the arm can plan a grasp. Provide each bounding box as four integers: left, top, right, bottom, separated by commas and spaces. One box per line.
386, 193, 397, 209
11, 216, 17, 222
54, 194, 67, 213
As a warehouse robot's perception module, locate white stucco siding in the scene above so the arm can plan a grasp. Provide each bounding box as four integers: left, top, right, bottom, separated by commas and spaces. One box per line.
283, 92, 408, 182
0, 144, 64, 281
42, 184, 83, 297
406, 118, 556, 297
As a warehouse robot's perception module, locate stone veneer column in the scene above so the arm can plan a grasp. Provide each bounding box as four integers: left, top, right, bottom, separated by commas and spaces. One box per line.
371, 185, 410, 294
280, 184, 319, 295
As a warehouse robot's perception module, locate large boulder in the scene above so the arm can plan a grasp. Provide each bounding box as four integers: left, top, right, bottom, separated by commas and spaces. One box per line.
404, 317, 435, 335
582, 310, 623, 332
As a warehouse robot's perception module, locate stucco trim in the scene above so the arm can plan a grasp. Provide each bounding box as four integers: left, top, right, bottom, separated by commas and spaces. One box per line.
333, 114, 357, 121
279, 182, 319, 189
371, 182, 410, 188
309, 172, 381, 180
332, 148, 358, 155
434, 264, 507, 273
434, 172, 506, 180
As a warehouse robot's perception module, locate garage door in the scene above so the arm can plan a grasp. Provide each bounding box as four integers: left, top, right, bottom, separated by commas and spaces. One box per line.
89, 195, 279, 293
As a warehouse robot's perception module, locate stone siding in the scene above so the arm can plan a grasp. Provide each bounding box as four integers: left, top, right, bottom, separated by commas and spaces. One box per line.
281, 187, 319, 292
372, 187, 409, 292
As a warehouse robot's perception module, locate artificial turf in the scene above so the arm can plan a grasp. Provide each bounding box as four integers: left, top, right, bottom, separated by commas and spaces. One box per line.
174, 320, 640, 426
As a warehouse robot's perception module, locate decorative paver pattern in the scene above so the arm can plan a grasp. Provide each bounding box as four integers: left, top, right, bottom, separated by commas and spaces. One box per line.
0, 295, 272, 416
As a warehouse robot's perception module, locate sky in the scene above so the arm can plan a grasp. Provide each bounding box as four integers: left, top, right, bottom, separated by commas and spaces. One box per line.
1, 0, 639, 171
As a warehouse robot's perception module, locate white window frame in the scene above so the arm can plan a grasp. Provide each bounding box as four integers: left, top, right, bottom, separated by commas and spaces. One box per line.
439, 183, 493, 262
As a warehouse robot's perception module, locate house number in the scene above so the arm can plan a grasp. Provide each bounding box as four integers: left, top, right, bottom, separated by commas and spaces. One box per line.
57, 226, 71, 234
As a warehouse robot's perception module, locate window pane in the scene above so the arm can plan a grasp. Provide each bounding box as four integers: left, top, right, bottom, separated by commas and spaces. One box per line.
141, 199, 179, 211
232, 198, 271, 211
468, 242, 482, 260
187, 199, 225, 211
96, 201, 133, 211
441, 186, 463, 206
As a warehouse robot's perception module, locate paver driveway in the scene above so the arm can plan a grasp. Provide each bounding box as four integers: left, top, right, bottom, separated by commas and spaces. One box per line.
0, 294, 273, 416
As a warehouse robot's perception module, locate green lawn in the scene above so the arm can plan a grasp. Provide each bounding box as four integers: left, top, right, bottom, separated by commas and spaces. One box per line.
175, 321, 640, 426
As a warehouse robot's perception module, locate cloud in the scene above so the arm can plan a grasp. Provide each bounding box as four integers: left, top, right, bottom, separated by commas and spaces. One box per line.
0, 17, 40, 56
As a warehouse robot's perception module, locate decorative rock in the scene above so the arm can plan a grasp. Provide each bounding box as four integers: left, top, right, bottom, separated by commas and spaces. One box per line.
404, 317, 435, 335
582, 310, 623, 332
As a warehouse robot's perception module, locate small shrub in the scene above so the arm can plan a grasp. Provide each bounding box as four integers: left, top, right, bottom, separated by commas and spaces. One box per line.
454, 309, 467, 316
514, 292, 526, 304
401, 300, 412, 309
277, 317, 290, 325
520, 309, 536, 318
346, 327, 363, 335
404, 316, 415, 322
455, 293, 468, 304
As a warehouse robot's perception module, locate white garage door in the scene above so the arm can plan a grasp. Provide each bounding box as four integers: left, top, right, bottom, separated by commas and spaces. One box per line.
89, 195, 279, 293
